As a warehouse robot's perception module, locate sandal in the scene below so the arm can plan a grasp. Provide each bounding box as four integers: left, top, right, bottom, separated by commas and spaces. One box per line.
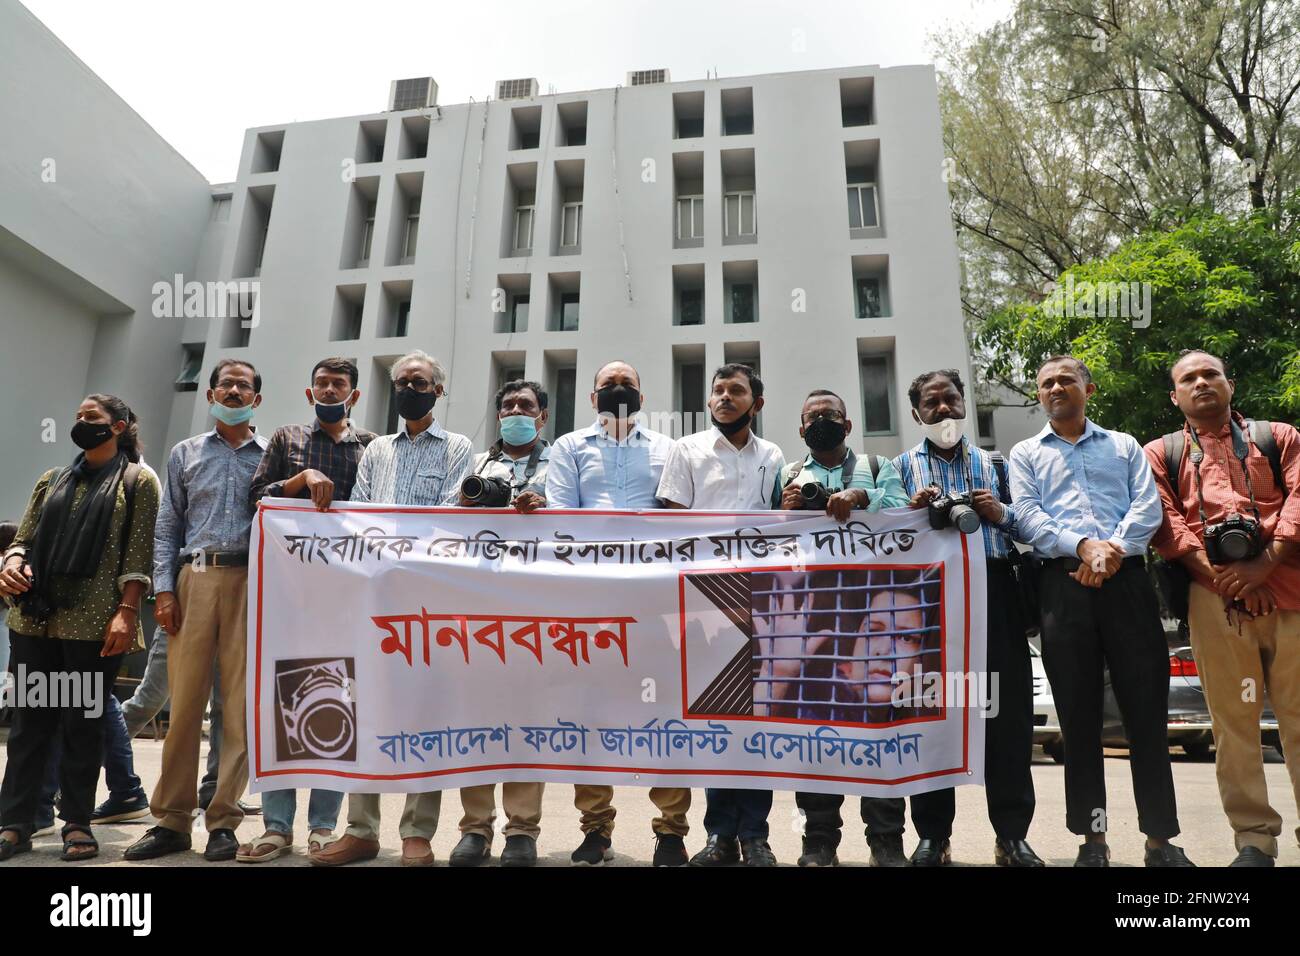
307, 829, 334, 857
235, 831, 292, 863
0, 828, 32, 862
60, 825, 99, 862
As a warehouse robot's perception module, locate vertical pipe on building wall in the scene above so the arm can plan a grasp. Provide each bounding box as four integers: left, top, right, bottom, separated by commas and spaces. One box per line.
610, 86, 634, 303
462, 98, 490, 301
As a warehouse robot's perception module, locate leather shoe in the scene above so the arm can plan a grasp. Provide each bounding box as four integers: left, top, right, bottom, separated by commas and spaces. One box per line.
1229, 846, 1273, 867
1144, 843, 1195, 867
123, 826, 192, 861
909, 838, 951, 867
1074, 842, 1110, 867
310, 833, 380, 867
995, 838, 1045, 867
449, 833, 491, 867
401, 836, 434, 867
500, 835, 538, 868
689, 834, 740, 867
203, 828, 239, 861
869, 837, 909, 867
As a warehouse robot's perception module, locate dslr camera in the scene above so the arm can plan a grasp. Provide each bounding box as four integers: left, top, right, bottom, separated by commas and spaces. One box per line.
1204, 514, 1262, 564
460, 474, 513, 507
797, 480, 834, 511
927, 490, 982, 535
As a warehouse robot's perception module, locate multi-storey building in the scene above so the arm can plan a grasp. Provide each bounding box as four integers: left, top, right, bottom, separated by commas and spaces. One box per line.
1, 0, 976, 522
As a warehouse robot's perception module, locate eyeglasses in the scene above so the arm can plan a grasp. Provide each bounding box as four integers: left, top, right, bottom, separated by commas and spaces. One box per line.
215, 379, 256, 393
804, 410, 845, 424
393, 377, 433, 393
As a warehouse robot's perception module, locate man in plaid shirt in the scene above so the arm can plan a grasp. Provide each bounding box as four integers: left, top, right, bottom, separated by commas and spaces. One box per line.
241, 356, 375, 863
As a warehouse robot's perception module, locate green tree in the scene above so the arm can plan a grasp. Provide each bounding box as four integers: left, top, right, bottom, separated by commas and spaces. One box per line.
975, 199, 1300, 442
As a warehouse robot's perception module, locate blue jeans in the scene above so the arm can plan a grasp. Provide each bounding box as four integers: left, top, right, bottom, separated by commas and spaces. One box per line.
703, 788, 773, 841
38, 694, 145, 824
261, 788, 344, 835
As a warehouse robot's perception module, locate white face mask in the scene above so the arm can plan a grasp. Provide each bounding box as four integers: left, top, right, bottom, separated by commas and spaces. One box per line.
918, 415, 965, 449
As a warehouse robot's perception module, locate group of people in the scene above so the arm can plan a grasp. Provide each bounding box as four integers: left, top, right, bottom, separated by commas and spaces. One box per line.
0, 344, 1296, 868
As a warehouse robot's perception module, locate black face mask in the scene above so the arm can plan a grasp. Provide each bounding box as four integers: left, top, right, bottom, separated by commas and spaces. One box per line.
596, 384, 641, 416
394, 388, 438, 421
803, 417, 846, 452
711, 405, 752, 437
70, 420, 115, 451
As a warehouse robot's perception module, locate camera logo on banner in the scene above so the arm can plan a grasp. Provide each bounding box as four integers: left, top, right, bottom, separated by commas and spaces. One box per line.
273, 657, 357, 762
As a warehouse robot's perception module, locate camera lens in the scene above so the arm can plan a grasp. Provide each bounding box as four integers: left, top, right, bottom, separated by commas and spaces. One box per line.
949, 503, 981, 535
461, 475, 487, 501
1218, 530, 1252, 562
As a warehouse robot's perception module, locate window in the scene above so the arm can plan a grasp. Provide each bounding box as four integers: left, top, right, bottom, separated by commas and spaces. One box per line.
860, 355, 893, 434
211, 197, 232, 222
856, 277, 882, 318
554, 367, 577, 437
977, 409, 996, 449
560, 202, 583, 248
174, 346, 203, 391
513, 206, 535, 251
731, 283, 755, 323
254, 224, 269, 273
403, 198, 420, 260
395, 300, 411, 337
847, 183, 879, 229
359, 205, 376, 265
724, 192, 756, 237
676, 196, 704, 240
339, 303, 362, 340
679, 288, 703, 326
508, 294, 529, 332
559, 292, 580, 331
721, 88, 754, 135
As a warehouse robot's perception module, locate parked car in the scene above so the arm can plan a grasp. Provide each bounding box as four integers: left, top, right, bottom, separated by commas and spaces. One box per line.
1032, 641, 1281, 762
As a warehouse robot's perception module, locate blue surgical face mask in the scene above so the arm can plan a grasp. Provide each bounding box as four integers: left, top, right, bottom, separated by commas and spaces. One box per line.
499, 414, 539, 446
210, 401, 256, 426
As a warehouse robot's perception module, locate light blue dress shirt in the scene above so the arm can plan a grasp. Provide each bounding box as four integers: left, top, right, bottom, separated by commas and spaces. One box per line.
1008, 418, 1162, 559
545, 419, 673, 509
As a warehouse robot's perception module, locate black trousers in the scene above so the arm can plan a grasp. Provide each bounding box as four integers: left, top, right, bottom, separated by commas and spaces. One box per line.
0, 632, 123, 840
796, 791, 905, 849
910, 561, 1036, 841
1037, 559, 1179, 839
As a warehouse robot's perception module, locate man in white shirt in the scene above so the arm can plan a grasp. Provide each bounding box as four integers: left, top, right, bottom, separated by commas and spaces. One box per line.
657, 363, 785, 866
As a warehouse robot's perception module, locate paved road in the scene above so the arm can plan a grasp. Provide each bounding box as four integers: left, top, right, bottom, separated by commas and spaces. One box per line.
2, 737, 1295, 867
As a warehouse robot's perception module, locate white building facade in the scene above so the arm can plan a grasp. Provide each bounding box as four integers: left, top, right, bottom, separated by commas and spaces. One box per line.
0, 1, 984, 521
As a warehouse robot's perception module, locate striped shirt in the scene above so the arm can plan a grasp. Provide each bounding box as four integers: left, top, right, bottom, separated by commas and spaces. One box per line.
351, 418, 473, 506
249, 419, 377, 505
893, 436, 1017, 559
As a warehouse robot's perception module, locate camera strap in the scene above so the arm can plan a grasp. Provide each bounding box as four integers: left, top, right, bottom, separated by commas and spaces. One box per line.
786, 448, 876, 489
1186, 420, 1263, 527
480, 440, 545, 491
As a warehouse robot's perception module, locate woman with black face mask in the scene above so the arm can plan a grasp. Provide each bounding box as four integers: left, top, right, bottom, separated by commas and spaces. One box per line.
0, 394, 160, 863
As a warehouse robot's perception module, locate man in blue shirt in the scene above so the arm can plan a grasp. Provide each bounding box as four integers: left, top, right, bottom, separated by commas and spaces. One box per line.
1010, 355, 1192, 867
544, 360, 690, 867
893, 369, 1042, 868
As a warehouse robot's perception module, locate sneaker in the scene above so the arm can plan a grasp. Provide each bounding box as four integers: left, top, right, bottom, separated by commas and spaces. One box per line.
91, 792, 151, 824
868, 837, 909, 867
741, 838, 778, 867
797, 836, 839, 867
570, 831, 613, 866
652, 833, 688, 867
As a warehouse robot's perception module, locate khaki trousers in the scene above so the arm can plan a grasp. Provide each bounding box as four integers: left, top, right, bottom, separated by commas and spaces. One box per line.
150, 566, 248, 833
1189, 583, 1300, 856
345, 791, 442, 842
458, 783, 544, 840
573, 785, 691, 837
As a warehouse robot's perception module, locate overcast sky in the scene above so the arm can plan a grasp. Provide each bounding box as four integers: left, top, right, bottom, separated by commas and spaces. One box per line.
24, 0, 1011, 183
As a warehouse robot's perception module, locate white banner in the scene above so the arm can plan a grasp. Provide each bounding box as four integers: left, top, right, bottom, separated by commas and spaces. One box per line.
247, 500, 987, 797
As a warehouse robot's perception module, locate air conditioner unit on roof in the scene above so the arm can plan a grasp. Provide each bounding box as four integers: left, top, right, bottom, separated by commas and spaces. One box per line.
496, 78, 539, 100
389, 77, 438, 111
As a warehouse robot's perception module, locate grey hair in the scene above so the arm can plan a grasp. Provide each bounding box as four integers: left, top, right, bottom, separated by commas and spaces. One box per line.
389, 349, 446, 387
